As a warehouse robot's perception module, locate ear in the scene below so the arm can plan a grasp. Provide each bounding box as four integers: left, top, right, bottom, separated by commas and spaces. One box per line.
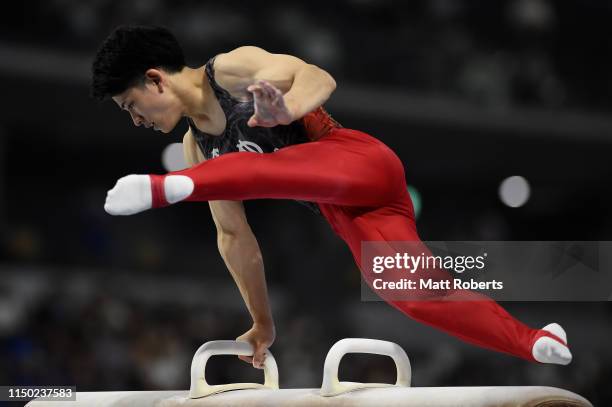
144, 68, 164, 93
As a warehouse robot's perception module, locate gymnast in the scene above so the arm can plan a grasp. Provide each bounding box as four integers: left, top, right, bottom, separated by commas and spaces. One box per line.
92, 25, 572, 370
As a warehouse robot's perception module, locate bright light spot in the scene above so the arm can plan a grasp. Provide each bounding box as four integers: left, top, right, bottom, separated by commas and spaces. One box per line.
162, 143, 187, 172
499, 176, 530, 208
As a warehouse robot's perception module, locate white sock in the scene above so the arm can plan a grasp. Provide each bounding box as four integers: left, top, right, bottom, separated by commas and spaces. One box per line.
104, 175, 194, 216
532, 323, 572, 365
163, 175, 194, 204
104, 175, 152, 216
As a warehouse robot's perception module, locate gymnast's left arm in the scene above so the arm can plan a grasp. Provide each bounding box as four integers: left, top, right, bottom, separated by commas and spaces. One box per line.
274, 57, 337, 122
213, 46, 337, 127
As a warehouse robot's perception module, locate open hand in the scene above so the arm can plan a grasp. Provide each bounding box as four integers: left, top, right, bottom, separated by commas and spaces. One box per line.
247, 80, 293, 128
236, 322, 276, 369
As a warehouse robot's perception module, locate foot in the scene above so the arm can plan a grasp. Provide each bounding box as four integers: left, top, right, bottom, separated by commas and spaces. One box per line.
532, 323, 572, 365
104, 174, 193, 215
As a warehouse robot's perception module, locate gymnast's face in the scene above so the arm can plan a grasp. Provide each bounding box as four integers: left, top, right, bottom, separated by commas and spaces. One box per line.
112, 68, 182, 134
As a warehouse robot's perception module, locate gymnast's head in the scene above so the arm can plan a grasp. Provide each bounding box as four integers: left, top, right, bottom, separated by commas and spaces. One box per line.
91, 25, 187, 133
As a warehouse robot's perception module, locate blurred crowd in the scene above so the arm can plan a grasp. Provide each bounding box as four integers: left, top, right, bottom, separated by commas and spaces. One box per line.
3, 0, 612, 111
0, 268, 610, 405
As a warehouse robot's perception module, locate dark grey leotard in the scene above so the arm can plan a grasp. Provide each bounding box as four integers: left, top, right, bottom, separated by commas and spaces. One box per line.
187, 56, 339, 214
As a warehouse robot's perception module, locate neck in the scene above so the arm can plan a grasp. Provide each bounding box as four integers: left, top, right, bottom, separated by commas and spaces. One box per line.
174, 65, 214, 121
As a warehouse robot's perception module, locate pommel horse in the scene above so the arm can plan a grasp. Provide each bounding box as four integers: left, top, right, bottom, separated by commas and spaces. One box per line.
27, 338, 593, 407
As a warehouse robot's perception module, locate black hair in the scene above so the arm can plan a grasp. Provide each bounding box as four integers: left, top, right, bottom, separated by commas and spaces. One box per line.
90, 25, 186, 101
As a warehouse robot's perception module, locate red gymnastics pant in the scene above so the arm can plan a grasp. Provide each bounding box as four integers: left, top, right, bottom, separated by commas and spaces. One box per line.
158, 127, 552, 362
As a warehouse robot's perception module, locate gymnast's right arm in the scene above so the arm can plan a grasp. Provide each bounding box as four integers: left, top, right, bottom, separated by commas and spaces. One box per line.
182, 129, 275, 368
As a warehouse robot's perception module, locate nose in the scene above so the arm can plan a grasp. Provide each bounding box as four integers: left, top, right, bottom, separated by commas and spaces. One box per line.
129, 111, 144, 127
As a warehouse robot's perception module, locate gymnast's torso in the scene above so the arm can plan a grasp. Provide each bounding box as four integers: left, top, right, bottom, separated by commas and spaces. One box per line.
187, 56, 341, 213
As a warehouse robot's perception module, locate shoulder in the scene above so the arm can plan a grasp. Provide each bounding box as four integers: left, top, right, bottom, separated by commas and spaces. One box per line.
212, 46, 307, 95
213, 46, 271, 76
210, 46, 272, 96
214, 46, 305, 76
217, 46, 271, 63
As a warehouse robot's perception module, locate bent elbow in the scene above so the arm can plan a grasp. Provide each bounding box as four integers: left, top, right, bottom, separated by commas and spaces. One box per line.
328, 74, 337, 93
307, 64, 336, 95
322, 68, 337, 94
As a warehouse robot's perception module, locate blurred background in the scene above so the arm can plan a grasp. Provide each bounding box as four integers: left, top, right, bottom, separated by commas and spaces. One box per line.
1, 0, 611, 405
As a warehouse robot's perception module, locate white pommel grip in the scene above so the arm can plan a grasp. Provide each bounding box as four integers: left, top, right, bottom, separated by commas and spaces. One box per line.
320, 338, 412, 397
189, 340, 279, 399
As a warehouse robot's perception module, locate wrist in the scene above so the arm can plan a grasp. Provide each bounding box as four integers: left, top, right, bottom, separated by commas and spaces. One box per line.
283, 95, 302, 123
253, 318, 275, 331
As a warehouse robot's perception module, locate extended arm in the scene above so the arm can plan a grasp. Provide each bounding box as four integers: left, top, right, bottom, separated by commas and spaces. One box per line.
183, 129, 275, 368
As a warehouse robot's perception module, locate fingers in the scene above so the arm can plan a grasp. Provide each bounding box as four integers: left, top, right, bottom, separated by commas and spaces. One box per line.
260, 81, 281, 102
247, 84, 267, 102
264, 83, 284, 107
252, 344, 266, 369
260, 81, 275, 100
248, 115, 274, 128
236, 347, 266, 369
238, 355, 253, 364
247, 85, 264, 100
237, 348, 266, 369
247, 80, 286, 128
247, 81, 281, 103
247, 115, 259, 127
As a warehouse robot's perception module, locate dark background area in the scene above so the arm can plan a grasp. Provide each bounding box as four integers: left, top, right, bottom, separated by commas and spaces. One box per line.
0, 0, 611, 405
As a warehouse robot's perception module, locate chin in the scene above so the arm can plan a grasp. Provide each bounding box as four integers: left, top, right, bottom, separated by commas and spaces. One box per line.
160, 122, 176, 133
160, 117, 180, 134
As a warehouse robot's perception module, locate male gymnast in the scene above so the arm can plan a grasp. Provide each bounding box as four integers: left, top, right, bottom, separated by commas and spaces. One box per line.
92, 25, 572, 369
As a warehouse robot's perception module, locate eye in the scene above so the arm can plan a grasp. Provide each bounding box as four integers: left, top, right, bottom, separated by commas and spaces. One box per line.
128, 102, 134, 111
